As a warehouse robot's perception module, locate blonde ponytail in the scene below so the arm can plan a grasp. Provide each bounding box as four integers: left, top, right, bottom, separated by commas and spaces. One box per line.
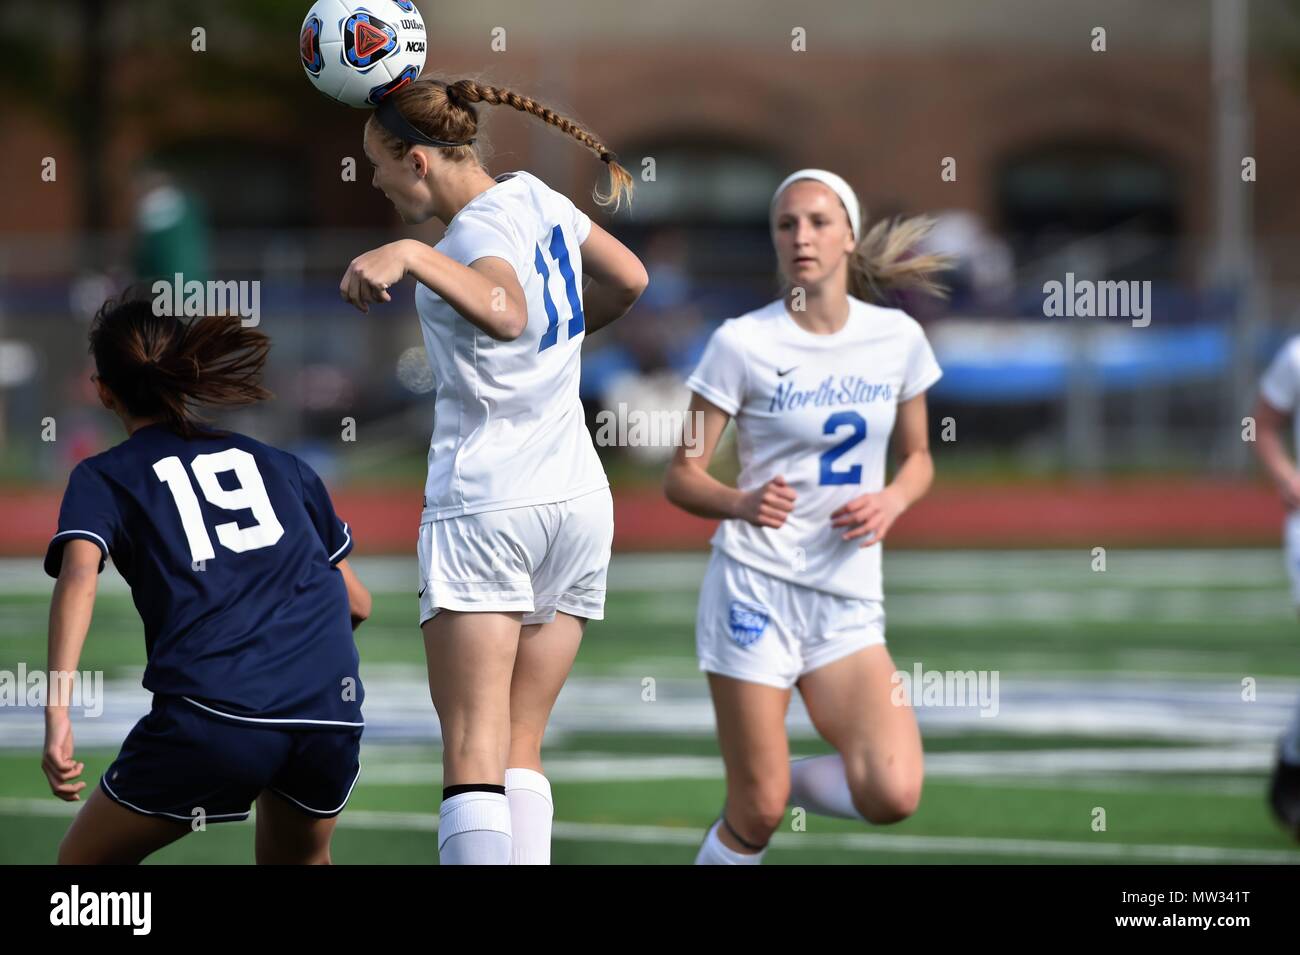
848, 215, 953, 305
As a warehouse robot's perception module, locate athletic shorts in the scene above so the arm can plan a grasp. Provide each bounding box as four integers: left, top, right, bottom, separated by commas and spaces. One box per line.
418, 486, 613, 626
696, 548, 886, 690
99, 696, 362, 824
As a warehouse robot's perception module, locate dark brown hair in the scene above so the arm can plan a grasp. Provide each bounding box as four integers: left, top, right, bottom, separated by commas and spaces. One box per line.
88, 296, 272, 438
366, 76, 634, 211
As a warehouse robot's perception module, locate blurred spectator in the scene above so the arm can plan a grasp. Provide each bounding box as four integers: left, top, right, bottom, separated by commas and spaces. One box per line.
916, 210, 1015, 315
614, 229, 706, 373
131, 168, 210, 283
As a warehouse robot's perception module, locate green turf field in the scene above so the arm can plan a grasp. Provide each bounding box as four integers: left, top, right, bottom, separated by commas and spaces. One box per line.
2, 550, 1298, 864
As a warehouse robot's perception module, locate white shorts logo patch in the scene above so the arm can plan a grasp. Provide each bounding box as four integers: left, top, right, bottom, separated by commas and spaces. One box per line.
728, 601, 769, 648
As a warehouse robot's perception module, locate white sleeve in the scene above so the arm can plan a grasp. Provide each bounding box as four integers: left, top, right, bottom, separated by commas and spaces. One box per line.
573, 204, 593, 245
1260, 341, 1300, 413
440, 208, 525, 278
899, 324, 943, 402
685, 322, 747, 417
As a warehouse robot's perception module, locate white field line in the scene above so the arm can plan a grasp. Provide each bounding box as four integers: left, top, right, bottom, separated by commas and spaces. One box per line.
0, 750, 1272, 795
0, 797, 1292, 864
0, 550, 1292, 595
351, 745, 1281, 785
2, 550, 1295, 626
2, 675, 1297, 748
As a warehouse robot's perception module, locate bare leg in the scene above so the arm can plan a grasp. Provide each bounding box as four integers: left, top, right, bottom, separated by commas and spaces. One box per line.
422, 610, 523, 786
58, 786, 192, 864
499, 612, 586, 864
706, 673, 794, 853
507, 612, 585, 771
796, 644, 923, 824
254, 790, 338, 864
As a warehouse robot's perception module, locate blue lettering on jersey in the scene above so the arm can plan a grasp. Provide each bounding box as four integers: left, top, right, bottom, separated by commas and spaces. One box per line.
535, 224, 584, 352
769, 375, 893, 414
819, 410, 867, 485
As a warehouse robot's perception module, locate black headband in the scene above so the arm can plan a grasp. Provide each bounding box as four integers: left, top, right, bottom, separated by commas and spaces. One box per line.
374, 90, 475, 148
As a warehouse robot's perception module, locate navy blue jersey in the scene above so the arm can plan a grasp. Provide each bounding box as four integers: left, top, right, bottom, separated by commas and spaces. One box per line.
44, 424, 363, 727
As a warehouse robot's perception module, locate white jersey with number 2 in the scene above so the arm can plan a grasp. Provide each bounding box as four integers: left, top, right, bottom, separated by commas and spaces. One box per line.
416, 170, 608, 522
686, 297, 942, 602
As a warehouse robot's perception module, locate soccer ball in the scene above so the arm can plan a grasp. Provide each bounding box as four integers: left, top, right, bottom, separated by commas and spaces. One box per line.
299, 0, 427, 108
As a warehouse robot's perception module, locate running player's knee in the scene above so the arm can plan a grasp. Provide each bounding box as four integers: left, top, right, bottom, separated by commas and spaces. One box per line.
727, 806, 783, 845
729, 781, 790, 840
851, 773, 921, 825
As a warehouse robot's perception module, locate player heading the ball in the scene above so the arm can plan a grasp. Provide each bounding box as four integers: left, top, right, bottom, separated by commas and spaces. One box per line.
338, 76, 648, 865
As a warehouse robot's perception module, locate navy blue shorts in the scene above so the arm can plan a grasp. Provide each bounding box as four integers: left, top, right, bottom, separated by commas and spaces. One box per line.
100, 696, 362, 824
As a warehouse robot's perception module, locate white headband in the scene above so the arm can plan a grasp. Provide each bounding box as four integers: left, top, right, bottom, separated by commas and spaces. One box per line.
770, 168, 862, 240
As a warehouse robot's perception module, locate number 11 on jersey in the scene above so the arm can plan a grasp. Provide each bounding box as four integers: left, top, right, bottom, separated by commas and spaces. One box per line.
535, 224, 585, 352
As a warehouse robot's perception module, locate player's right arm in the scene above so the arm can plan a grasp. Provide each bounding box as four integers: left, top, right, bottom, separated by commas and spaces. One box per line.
1252, 395, 1300, 508
341, 239, 529, 341
42, 539, 101, 801
663, 392, 796, 527
579, 222, 649, 336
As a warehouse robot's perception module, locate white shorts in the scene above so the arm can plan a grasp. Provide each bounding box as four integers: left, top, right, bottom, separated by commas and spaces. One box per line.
696, 549, 886, 690
1285, 512, 1300, 605
418, 486, 613, 626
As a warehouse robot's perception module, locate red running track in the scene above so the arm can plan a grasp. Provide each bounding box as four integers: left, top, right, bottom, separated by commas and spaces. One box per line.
0, 479, 1287, 556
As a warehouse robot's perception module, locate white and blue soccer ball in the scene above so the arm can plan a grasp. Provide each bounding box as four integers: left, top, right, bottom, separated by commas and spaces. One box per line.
299, 0, 427, 108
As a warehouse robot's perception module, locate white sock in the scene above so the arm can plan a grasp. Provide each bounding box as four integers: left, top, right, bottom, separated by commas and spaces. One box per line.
438, 790, 512, 865
505, 767, 553, 865
694, 819, 765, 865
789, 754, 864, 820
1282, 702, 1300, 766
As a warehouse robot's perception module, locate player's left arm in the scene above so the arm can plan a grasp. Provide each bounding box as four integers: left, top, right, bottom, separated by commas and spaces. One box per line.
831, 393, 934, 547
579, 222, 648, 335
42, 539, 102, 801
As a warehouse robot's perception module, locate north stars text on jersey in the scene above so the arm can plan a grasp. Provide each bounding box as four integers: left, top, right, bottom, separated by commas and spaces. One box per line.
687, 296, 942, 602
769, 375, 896, 413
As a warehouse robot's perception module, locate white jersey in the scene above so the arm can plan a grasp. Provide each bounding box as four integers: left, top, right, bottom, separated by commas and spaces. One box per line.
686, 297, 942, 601
416, 170, 608, 521
1260, 335, 1300, 454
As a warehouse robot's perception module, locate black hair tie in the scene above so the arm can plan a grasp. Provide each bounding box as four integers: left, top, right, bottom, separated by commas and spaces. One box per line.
374, 94, 475, 148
